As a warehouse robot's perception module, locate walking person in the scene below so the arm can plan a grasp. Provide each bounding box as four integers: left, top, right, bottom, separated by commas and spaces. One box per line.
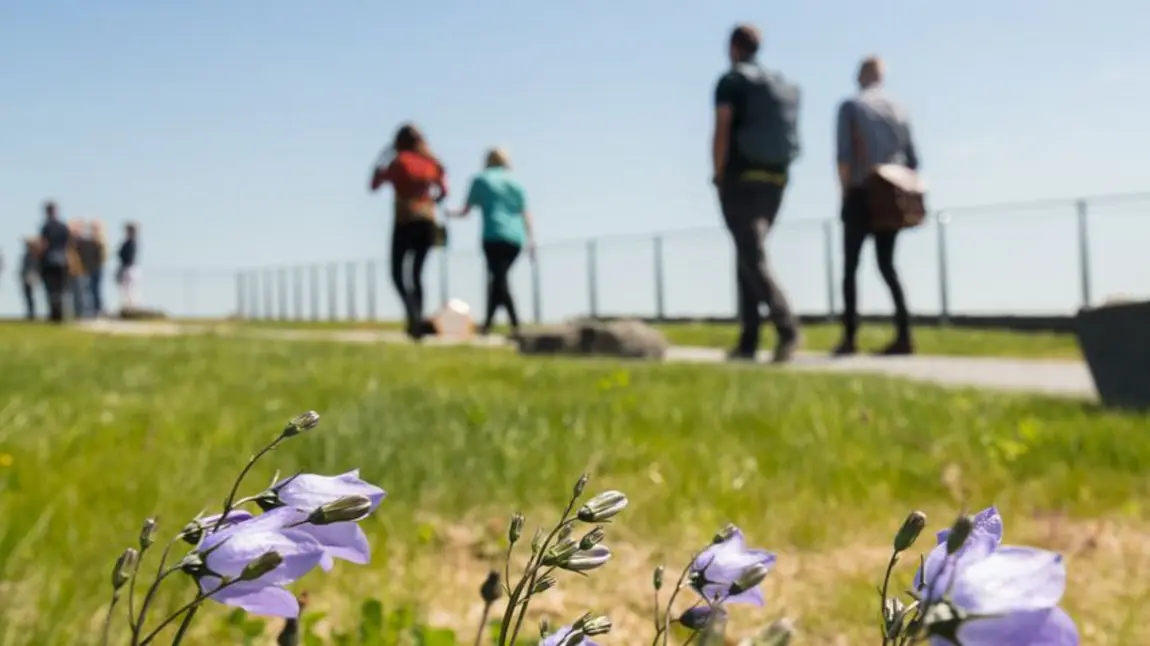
19, 237, 40, 320
116, 222, 140, 313
832, 56, 920, 356
79, 219, 108, 317
38, 201, 71, 323
712, 23, 803, 363
369, 123, 448, 340
451, 147, 536, 338
67, 219, 90, 318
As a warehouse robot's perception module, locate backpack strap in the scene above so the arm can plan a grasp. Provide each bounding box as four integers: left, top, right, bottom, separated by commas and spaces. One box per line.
848, 100, 870, 184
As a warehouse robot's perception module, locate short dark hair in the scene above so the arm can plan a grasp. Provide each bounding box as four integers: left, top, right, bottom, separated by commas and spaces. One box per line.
729, 24, 761, 58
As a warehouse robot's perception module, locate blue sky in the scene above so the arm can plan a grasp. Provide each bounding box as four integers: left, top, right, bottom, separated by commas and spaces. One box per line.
2, 0, 1148, 320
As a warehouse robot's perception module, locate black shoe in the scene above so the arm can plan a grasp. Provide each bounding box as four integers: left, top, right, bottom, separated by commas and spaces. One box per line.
771, 329, 802, 364
877, 337, 914, 356
831, 339, 857, 357
726, 347, 758, 362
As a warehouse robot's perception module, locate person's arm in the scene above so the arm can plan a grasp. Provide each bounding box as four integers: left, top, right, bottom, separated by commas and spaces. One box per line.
452, 176, 483, 218
904, 118, 920, 171
835, 101, 853, 195
712, 73, 739, 185
370, 160, 395, 192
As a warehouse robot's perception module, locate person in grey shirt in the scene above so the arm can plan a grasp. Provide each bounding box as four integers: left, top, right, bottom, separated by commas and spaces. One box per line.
833, 56, 919, 356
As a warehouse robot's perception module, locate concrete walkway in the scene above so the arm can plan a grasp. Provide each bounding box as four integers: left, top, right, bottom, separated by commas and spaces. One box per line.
73, 319, 1097, 400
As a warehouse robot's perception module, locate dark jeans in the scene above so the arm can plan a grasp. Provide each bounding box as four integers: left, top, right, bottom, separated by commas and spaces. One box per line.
390, 220, 435, 331
481, 240, 522, 331
89, 268, 104, 315
21, 280, 35, 320
720, 179, 799, 352
41, 265, 68, 323
70, 274, 89, 319
841, 186, 910, 341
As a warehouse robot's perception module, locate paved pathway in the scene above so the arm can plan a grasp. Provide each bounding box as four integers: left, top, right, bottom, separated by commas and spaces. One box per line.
73, 319, 1097, 400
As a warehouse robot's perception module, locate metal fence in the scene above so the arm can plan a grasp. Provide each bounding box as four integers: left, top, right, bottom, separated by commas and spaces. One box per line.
48, 191, 1148, 323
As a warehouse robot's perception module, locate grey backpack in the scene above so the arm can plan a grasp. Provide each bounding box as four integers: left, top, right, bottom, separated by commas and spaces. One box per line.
731, 63, 801, 167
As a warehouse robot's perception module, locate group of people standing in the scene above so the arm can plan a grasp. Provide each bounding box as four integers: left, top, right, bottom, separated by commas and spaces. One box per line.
17, 200, 139, 323
370, 125, 534, 340
369, 23, 921, 356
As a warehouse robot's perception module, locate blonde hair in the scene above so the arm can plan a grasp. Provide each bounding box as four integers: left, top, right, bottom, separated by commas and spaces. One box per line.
89, 219, 106, 244
485, 147, 511, 169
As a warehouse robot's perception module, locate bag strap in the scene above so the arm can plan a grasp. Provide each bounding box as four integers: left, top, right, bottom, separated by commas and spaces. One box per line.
848, 100, 869, 180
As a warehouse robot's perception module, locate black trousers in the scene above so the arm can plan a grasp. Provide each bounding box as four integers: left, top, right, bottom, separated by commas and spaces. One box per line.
390, 220, 435, 330
41, 265, 68, 323
840, 186, 910, 340
481, 240, 522, 330
720, 179, 799, 352
21, 280, 36, 320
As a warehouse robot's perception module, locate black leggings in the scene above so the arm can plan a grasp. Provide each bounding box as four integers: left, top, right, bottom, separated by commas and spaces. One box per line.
391, 221, 435, 332
482, 240, 522, 331
840, 187, 909, 340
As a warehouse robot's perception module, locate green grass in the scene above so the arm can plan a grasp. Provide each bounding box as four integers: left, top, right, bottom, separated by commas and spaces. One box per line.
0, 325, 1142, 644
208, 318, 1083, 360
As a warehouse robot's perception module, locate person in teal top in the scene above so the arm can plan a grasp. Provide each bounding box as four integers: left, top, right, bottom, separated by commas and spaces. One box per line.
450, 147, 536, 336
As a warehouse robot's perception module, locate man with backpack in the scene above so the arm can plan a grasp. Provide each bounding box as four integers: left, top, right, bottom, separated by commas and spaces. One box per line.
712, 23, 802, 363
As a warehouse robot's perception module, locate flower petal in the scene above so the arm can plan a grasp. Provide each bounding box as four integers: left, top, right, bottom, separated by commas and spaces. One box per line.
936, 506, 1005, 547
954, 607, 1078, 645
201, 520, 324, 586
199, 577, 300, 618
951, 546, 1066, 615
540, 625, 598, 646
916, 530, 997, 601
274, 471, 387, 513
690, 529, 775, 607
296, 522, 371, 566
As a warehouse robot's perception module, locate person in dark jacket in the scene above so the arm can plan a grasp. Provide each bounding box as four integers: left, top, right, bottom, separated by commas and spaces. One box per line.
78, 219, 108, 317
116, 222, 140, 312
19, 237, 40, 320
38, 201, 71, 323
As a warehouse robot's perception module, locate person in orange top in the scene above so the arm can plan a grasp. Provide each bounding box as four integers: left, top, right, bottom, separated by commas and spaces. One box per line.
370, 123, 449, 340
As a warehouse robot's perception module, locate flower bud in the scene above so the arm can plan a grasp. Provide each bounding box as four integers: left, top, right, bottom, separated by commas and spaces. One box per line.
239, 551, 283, 581
556, 523, 574, 543
306, 495, 372, 525
139, 518, 158, 551
572, 612, 592, 629
759, 617, 796, 646
581, 616, 612, 636
576, 491, 628, 523
946, 514, 974, 555
112, 548, 139, 591
653, 565, 665, 590
282, 410, 320, 437
679, 606, 713, 631
531, 528, 544, 553
508, 513, 525, 544
712, 523, 738, 544
894, 511, 927, 553
539, 618, 551, 638
560, 545, 611, 572
541, 538, 579, 567
531, 574, 557, 594
729, 562, 771, 596
181, 520, 203, 546
480, 570, 502, 604
572, 473, 589, 498
579, 526, 606, 550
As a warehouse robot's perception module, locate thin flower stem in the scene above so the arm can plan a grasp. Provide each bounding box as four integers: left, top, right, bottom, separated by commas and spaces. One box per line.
508, 517, 576, 646
502, 543, 514, 597
101, 593, 120, 646
473, 601, 493, 646
138, 579, 242, 645
655, 549, 704, 646
169, 605, 199, 646
125, 549, 145, 638
132, 531, 188, 645
214, 436, 284, 533
880, 551, 899, 645
651, 588, 661, 638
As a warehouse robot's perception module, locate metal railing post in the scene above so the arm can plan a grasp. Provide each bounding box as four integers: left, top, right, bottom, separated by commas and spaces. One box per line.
365, 260, 378, 321
587, 239, 599, 318
822, 220, 836, 321
346, 261, 358, 321
531, 253, 543, 324
309, 265, 320, 321
326, 263, 338, 321
236, 271, 246, 319
1076, 199, 1092, 309
292, 266, 304, 321
276, 267, 288, 321
262, 269, 275, 321
936, 212, 951, 324
439, 251, 449, 309
250, 271, 260, 320
653, 235, 666, 321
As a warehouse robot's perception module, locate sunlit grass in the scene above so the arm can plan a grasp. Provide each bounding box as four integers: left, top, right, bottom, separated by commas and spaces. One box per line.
0, 325, 1140, 644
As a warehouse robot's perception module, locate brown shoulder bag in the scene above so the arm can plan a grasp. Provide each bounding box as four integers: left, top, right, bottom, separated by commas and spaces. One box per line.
849, 105, 928, 232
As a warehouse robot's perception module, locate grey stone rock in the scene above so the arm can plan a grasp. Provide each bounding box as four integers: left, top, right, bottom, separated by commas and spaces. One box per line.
1074, 300, 1150, 410
514, 318, 669, 360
